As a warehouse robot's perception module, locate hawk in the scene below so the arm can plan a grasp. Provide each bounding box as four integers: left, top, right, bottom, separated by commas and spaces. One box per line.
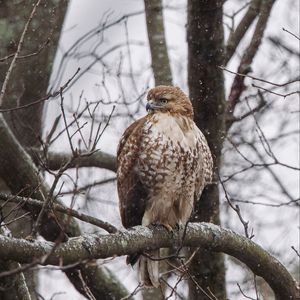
117, 86, 213, 287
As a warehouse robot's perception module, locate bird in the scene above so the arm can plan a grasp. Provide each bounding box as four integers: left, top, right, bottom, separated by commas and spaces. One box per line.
117, 85, 213, 288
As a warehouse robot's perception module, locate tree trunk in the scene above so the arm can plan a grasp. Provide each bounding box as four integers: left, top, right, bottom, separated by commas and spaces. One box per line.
0, 0, 68, 147
187, 0, 227, 299
144, 0, 172, 86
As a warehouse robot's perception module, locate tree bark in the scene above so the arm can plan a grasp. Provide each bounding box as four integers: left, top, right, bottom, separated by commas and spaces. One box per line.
144, 0, 172, 86
187, 0, 227, 299
30, 148, 117, 172
0, 223, 298, 300
0, 0, 68, 147
0, 228, 32, 300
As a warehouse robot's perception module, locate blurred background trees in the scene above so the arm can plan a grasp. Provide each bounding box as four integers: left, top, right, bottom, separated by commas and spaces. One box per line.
0, 0, 299, 299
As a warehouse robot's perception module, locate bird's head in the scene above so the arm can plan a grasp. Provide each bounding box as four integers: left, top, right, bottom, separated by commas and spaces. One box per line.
146, 86, 194, 118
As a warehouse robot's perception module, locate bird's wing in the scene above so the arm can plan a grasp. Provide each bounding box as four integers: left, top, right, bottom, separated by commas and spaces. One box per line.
194, 127, 214, 201
117, 116, 148, 228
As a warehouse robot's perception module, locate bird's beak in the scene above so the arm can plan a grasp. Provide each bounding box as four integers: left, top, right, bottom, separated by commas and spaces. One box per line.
146, 100, 155, 112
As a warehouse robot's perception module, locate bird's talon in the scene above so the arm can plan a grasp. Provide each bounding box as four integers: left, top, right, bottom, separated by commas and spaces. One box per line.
150, 222, 173, 232
162, 223, 173, 232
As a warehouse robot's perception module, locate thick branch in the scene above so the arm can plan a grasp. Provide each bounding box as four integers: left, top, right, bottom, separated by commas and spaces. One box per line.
144, 0, 172, 85
30, 148, 117, 172
0, 223, 298, 300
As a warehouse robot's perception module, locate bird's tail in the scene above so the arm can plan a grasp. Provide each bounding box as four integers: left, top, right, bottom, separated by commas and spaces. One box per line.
138, 249, 160, 288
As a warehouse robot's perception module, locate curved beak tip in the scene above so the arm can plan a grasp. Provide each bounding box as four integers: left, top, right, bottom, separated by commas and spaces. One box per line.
146, 102, 152, 112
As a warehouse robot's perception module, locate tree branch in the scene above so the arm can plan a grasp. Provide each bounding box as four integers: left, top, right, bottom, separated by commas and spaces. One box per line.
144, 0, 172, 85
0, 223, 298, 300
30, 148, 117, 172
0, 228, 32, 300
0, 193, 118, 233
225, 0, 262, 65
227, 0, 275, 119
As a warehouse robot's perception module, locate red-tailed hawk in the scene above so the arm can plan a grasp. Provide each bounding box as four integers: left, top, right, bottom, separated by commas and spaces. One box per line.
117, 86, 213, 287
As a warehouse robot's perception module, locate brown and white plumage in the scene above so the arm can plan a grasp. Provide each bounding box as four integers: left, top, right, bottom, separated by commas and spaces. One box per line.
117, 86, 213, 287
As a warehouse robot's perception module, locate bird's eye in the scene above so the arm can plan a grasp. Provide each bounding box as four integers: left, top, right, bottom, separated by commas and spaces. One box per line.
160, 98, 168, 104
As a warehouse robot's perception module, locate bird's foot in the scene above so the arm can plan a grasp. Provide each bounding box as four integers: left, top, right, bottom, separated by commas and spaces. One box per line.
151, 222, 173, 233
162, 223, 173, 233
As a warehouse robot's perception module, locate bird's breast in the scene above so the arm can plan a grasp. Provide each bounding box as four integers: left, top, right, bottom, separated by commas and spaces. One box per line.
136, 114, 203, 191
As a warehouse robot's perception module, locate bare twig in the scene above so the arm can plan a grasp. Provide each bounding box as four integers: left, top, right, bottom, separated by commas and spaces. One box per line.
218, 174, 254, 239
291, 246, 300, 258
0, 68, 80, 112
237, 283, 257, 300
252, 83, 300, 98
0, 193, 117, 233
226, 91, 267, 129
77, 270, 96, 300
230, 197, 299, 208
0, 37, 50, 62
60, 89, 76, 155
220, 66, 299, 87
282, 27, 300, 40
120, 283, 144, 300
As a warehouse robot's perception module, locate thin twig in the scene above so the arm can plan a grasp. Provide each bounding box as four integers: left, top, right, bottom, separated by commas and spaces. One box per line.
291, 246, 300, 258
218, 174, 254, 239
237, 283, 256, 300
60, 89, 76, 155
77, 270, 96, 300
0, 193, 117, 233
120, 283, 144, 300
282, 27, 300, 40
252, 83, 300, 98
220, 66, 299, 87
0, 36, 50, 62
0, 68, 80, 112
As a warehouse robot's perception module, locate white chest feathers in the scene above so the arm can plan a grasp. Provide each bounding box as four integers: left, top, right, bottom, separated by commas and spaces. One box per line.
144, 113, 201, 149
